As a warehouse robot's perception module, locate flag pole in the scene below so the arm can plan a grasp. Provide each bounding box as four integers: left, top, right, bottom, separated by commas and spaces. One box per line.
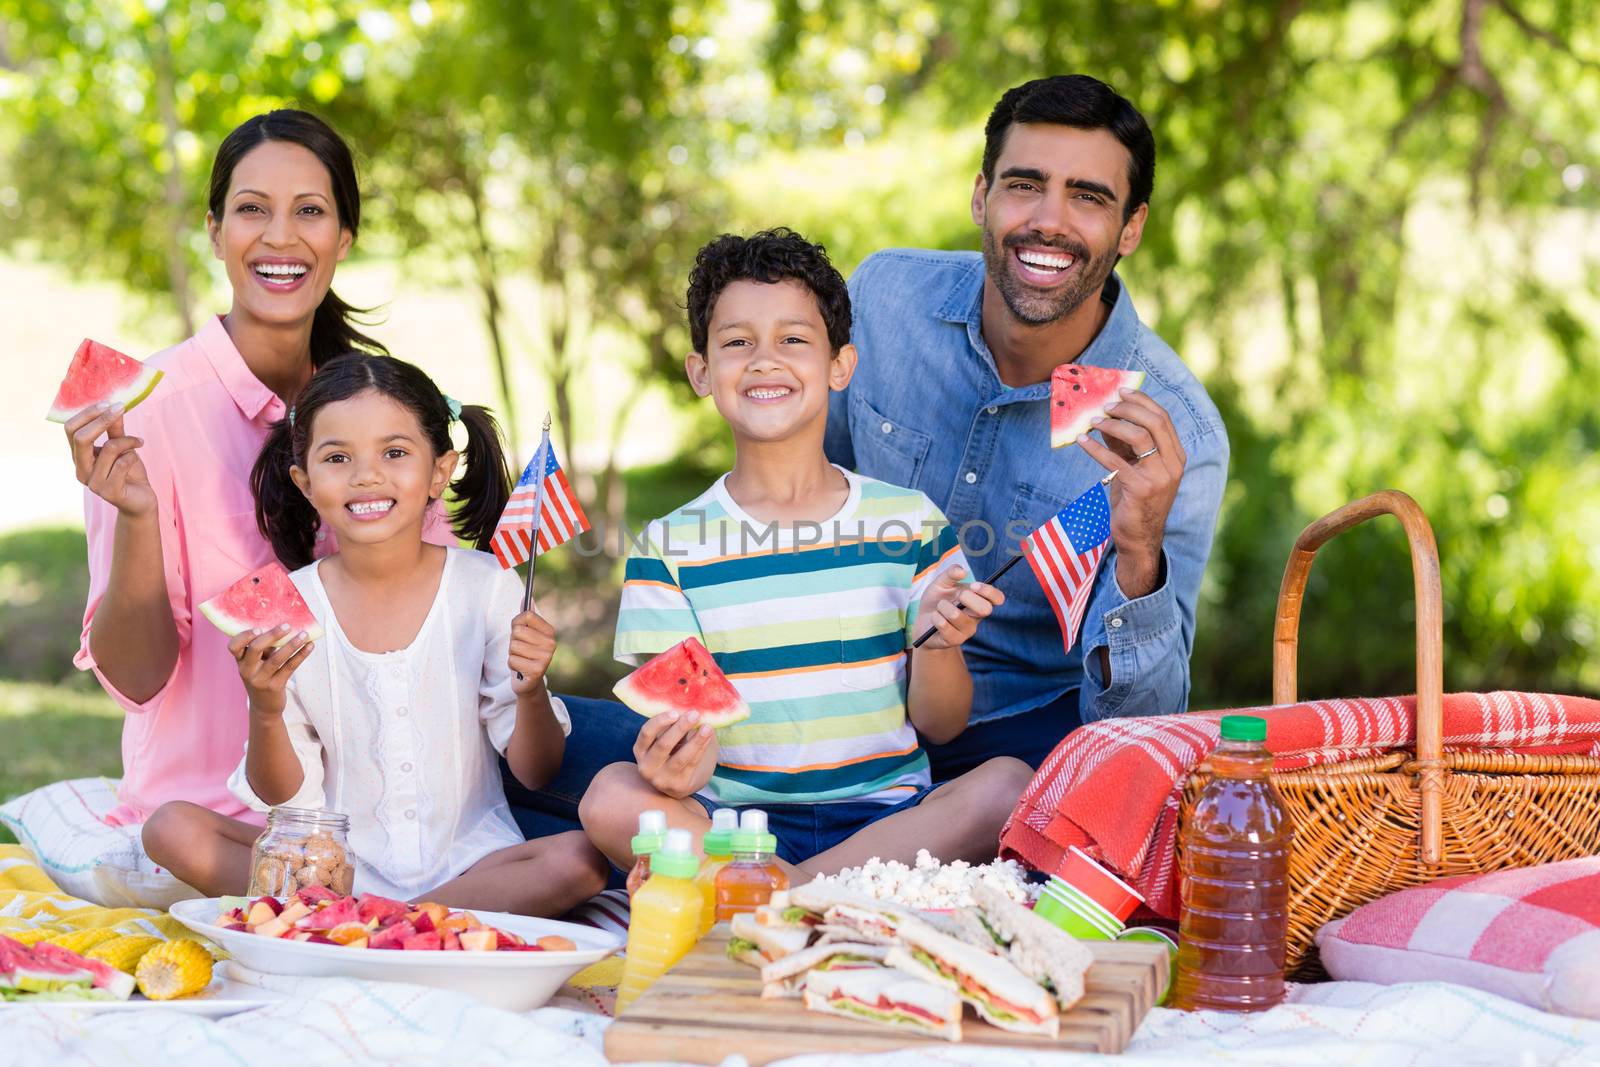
521, 413, 553, 615
910, 467, 1118, 650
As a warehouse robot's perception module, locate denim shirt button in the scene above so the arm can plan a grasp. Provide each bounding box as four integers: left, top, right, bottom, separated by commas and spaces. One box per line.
964, 471, 977, 484
1110, 616, 1125, 629
880, 421, 893, 434
986, 406, 998, 415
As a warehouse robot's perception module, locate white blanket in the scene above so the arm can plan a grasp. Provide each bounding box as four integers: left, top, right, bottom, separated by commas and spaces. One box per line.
5, 974, 1598, 1066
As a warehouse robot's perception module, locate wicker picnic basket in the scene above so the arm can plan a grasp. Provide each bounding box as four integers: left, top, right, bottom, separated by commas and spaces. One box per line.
1180, 490, 1600, 979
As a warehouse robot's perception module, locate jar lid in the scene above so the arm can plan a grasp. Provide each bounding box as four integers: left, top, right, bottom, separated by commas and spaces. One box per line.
267, 806, 350, 831
1219, 715, 1267, 742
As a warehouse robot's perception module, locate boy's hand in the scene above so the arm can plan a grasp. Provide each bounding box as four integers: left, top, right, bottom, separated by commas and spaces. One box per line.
913, 567, 1005, 651
231, 626, 314, 716
633, 711, 719, 800
508, 607, 557, 695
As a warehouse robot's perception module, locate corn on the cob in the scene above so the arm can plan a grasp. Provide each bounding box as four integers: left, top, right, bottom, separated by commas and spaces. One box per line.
86, 934, 162, 974
135, 939, 213, 1001
4, 926, 67, 947
46, 928, 121, 954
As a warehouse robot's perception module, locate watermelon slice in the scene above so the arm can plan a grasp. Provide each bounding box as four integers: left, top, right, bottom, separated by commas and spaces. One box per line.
1049, 364, 1145, 449
613, 637, 751, 728
199, 562, 324, 646
46, 339, 164, 424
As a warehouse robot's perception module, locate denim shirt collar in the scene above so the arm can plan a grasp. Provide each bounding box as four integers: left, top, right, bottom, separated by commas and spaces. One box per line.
936, 261, 1139, 402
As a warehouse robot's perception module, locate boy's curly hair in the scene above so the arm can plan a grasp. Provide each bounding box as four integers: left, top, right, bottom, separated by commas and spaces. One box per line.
685, 227, 852, 355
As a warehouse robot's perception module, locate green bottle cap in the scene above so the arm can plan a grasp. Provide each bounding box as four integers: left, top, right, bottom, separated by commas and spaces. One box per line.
702, 808, 738, 856
731, 809, 778, 855
1219, 715, 1267, 743
650, 828, 700, 880
631, 809, 668, 856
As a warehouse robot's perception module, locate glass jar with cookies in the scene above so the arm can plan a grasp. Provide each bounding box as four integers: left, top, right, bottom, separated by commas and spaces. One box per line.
247, 807, 356, 899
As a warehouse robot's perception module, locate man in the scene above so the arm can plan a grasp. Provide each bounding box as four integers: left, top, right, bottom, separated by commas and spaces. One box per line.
825, 74, 1228, 779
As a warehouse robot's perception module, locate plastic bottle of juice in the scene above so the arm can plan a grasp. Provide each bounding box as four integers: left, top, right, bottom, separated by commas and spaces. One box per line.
1171, 715, 1292, 1012
694, 808, 739, 935
714, 809, 788, 922
625, 809, 667, 898
616, 828, 702, 1013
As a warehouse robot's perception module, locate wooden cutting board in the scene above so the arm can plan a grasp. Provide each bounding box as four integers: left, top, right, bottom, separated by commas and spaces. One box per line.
605, 925, 1170, 1063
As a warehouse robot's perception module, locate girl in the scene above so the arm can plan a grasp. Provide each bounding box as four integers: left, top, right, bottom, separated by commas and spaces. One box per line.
142, 354, 608, 915
64, 110, 454, 828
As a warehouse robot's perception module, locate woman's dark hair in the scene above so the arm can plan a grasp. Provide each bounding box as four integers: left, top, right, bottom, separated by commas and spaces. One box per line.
685, 227, 851, 354
982, 75, 1156, 221
208, 109, 388, 367
251, 354, 512, 569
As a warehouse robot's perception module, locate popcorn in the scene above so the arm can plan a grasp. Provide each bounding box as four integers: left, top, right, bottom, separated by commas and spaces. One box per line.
809, 849, 1038, 910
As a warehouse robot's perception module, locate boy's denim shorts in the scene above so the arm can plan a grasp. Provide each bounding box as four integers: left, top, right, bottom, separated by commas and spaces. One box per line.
689, 785, 938, 865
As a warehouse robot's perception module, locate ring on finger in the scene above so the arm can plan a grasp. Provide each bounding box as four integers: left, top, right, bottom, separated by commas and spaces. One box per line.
1134, 446, 1159, 461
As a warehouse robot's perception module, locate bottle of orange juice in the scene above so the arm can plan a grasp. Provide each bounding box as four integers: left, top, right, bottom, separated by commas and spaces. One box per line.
714, 809, 787, 922
694, 808, 739, 935
625, 809, 667, 898
1172, 715, 1292, 1012
617, 828, 702, 1013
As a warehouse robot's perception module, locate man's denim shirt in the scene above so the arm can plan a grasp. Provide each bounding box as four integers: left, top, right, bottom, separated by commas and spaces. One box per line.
826, 249, 1228, 728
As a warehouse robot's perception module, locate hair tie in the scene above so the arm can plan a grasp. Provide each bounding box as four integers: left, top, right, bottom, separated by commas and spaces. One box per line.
288, 405, 296, 430
444, 396, 462, 423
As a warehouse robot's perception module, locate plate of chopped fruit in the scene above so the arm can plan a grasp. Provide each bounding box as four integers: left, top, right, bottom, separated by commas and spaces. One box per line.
169, 886, 621, 1012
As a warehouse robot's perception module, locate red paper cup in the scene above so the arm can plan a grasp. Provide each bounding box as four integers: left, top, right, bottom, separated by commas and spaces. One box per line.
1057, 846, 1145, 922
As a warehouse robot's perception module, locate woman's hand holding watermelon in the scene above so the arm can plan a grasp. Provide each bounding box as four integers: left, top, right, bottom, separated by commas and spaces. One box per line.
633, 710, 719, 800
64, 403, 157, 519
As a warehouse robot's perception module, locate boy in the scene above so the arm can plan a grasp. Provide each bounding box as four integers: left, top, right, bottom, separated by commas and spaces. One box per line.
579, 228, 1033, 883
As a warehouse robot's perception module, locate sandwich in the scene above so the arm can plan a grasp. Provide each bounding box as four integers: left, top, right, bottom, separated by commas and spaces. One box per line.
885, 916, 1060, 1037
967, 881, 1094, 1012
758, 940, 889, 999
726, 909, 816, 968
801, 966, 963, 1041
787, 882, 918, 944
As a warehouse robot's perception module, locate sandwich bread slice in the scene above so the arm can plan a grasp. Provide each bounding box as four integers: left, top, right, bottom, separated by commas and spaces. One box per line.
758, 940, 889, 999
801, 966, 962, 1041
971, 881, 1094, 1011
726, 909, 816, 968
885, 916, 1060, 1038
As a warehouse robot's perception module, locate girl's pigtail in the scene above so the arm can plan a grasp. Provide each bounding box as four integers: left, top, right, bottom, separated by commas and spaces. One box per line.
251, 417, 320, 570
449, 404, 513, 553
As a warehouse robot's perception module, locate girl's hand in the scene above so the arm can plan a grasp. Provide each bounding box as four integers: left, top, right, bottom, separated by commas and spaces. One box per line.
65, 404, 156, 518
508, 608, 557, 695
913, 567, 1006, 651
633, 711, 718, 800
230, 626, 314, 716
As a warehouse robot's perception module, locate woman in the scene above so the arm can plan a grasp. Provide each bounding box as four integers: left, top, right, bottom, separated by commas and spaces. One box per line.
65, 110, 452, 831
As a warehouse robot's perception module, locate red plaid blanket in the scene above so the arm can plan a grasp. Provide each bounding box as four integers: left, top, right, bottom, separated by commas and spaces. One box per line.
998, 692, 1600, 919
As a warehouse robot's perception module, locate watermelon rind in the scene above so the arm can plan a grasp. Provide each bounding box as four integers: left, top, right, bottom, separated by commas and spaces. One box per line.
613, 638, 751, 728
46, 366, 164, 424
198, 564, 325, 647
1049, 368, 1145, 449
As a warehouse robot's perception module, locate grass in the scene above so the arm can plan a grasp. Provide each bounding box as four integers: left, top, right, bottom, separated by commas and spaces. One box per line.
0, 680, 124, 843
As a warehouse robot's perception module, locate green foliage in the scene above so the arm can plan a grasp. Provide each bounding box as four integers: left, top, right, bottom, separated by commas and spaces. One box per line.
0, 681, 123, 817
0, 527, 93, 687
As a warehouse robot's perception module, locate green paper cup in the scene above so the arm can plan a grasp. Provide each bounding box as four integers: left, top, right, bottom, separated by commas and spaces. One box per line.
1117, 926, 1178, 1005
1034, 883, 1122, 940
1042, 879, 1123, 933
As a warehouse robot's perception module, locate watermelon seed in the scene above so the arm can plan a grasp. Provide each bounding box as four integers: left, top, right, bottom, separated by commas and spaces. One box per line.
1072, 384, 1081, 391
252, 577, 260, 584
678, 677, 687, 685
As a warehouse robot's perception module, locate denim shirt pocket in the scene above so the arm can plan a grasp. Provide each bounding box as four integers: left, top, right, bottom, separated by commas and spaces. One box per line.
851, 392, 933, 490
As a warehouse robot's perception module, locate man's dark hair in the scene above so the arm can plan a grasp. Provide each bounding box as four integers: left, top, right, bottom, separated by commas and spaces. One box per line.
685, 227, 852, 354
981, 75, 1156, 220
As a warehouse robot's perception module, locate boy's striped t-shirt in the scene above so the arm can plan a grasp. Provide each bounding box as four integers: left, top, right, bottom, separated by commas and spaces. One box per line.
614, 467, 968, 807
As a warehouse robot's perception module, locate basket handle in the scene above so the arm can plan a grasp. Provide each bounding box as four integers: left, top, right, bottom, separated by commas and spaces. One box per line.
1271, 490, 1445, 865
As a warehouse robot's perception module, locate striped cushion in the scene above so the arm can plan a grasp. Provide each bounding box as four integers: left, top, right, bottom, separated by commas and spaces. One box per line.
1317, 858, 1600, 1019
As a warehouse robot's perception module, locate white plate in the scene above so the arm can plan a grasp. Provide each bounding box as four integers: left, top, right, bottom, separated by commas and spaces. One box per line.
4, 972, 282, 1018
169, 898, 622, 1012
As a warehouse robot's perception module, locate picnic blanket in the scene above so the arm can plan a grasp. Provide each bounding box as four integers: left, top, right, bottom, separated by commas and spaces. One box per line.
5, 843, 1600, 1064
999, 691, 1600, 918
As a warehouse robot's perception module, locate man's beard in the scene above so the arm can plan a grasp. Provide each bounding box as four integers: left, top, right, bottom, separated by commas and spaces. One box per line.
981, 227, 1119, 326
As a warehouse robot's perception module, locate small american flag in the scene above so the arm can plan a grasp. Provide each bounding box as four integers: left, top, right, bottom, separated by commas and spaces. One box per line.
491, 444, 590, 569
1021, 481, 1112, 654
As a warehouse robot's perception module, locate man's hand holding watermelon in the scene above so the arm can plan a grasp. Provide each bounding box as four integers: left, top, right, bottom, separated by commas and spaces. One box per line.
1073, 388, 1188, 600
